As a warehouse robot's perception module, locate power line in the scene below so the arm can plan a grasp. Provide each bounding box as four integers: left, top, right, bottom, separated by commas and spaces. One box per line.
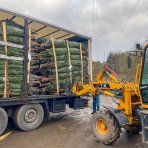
112, 0, 140, 48
92, 0, 95, 36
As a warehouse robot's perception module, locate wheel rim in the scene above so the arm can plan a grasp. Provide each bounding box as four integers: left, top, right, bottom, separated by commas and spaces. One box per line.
96, 119, 108, 135
24, 109, 38, 123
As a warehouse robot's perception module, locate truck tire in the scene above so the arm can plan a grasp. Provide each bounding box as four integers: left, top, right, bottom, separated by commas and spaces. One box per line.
0, 107, 8, 135
91, 110, 120, 145
13, 104, 44, 131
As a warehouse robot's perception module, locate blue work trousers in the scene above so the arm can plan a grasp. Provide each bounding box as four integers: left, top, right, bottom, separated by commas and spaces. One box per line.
93, 94, 100, 112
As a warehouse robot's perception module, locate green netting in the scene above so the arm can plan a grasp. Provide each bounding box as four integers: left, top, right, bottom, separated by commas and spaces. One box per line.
70, 48, 80, 55
30, 37, 87, 95
0, 70, 4, 76
10, 83, 21, 89
70, 55, 80, 60
58, 73, 70, 80
8, 64, 23, 70
55, 55, 68, 61
0, 25, 24, 38
7, 50, 23, 57
0, 65, 4, 70
10, 92, 20, 96
46, 79, 68, 91
0, 60, 4, 64
0, 77, 4, 83
0, 21, 30, 96
7, 36, 24, 45
54, 47, 68, 56
0, 91, 4, 96
0, 84, 4, 89
10, 89, 21, 96
52, 67, 69, 74
57, 61, 69, 68
71, 66, 81, 71
30, 87, 40, 92
39, 67, 69, 76
68, 41, 80, 48
9, 60, 23, 65
71, 60, 81, 66
0, 46, 5, 54
33, 38, 47, 44
72, 70, 82, 75
39, 48, 68, 57
38, 50, 52, 58
54, 40, 67, 48
72, 76, 81, 81
8, 69, 23, 75
7, 47, 24, 57
41, 39, 78, 50
9, 76, 22, 83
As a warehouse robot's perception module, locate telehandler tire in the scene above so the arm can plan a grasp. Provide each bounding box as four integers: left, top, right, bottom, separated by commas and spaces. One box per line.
91, 109, 120, 145
13, 104, 44, 131
0, 107, 8, 135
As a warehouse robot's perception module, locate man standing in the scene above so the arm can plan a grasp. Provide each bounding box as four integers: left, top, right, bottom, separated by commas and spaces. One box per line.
92, 92, 100, 114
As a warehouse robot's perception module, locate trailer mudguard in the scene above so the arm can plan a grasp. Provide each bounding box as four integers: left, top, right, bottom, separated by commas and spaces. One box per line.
103, 106, 129, 126
41, 100, 50, 121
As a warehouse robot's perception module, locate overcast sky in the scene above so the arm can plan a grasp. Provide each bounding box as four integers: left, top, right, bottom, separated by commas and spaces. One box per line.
0, 0, 148, 61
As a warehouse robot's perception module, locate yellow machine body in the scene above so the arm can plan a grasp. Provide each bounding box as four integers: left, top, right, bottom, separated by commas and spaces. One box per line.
72, 44, 148, 127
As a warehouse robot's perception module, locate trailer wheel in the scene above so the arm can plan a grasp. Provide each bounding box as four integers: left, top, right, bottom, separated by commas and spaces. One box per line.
0, 107, 8, 135
91, 110, 120, 145
13, 104, 44, 131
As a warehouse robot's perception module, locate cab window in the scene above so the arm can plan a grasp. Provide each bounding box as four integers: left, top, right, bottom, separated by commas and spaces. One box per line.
142, 47, 148, 85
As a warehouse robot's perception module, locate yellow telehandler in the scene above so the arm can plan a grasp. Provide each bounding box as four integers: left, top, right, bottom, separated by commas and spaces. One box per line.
72, 43, 148, 144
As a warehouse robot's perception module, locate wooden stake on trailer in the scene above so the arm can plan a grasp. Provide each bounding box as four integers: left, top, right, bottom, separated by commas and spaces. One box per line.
27, 28, 31, 83
2, 22, 8, 98
88, 40, 92, 82
22, 19, 29, 98
66, 40, 72, 83
80, 43, 83, 83
51, 36, 59, 94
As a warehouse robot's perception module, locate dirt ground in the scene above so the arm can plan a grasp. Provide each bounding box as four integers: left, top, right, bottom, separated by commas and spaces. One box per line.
0, 96, 148, 148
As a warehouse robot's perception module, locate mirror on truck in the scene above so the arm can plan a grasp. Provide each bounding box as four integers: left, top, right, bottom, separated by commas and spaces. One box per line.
127, 54, 131, 68
136, 43, 141, 50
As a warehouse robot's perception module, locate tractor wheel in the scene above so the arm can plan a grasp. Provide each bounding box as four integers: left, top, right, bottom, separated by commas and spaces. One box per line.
13, 104, 44, 131
91, 109, 120, 145
0, 107, 8, 135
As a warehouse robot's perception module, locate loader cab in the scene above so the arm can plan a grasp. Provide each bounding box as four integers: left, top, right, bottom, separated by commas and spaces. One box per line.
127, 43, 148, 105
140, 44, 148, 105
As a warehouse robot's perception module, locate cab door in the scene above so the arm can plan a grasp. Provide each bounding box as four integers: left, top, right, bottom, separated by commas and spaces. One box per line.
140, 45, 148, 104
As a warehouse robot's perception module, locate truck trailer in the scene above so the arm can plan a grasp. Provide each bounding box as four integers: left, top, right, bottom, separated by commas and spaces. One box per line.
0, 7, 92, 135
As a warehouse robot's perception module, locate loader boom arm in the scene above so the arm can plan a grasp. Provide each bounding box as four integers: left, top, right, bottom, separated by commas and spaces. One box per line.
72, 65, 123, 97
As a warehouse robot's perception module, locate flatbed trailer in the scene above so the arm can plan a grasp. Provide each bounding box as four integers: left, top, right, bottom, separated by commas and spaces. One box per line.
0, 7, 91, 135
0, 94, 88, 135
0, 95, 88, 113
